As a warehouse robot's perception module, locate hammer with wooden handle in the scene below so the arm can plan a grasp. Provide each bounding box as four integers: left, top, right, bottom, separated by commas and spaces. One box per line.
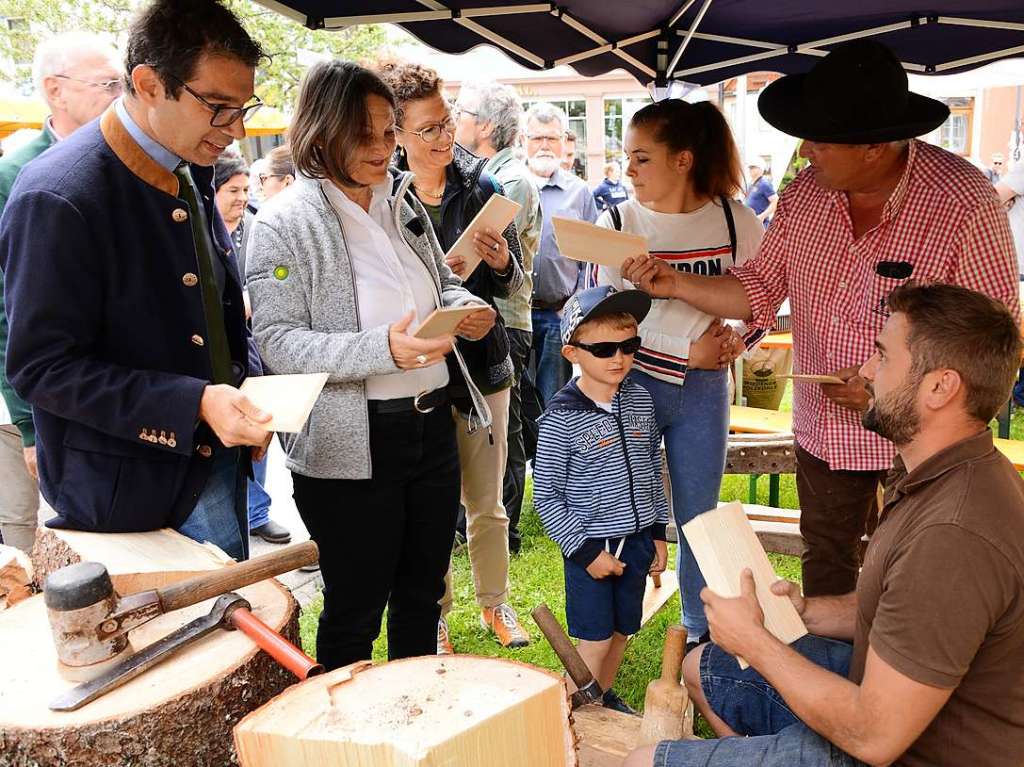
43, 541, 318, 674
637, 624, 689, 745
531, 603, 603, 707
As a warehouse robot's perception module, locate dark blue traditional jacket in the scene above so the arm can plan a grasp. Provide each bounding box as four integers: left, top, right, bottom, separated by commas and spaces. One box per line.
0, 108, 255, 533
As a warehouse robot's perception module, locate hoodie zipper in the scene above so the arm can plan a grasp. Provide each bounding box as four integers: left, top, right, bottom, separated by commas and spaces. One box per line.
612, 393, 641, 535
320, 184, 372, 477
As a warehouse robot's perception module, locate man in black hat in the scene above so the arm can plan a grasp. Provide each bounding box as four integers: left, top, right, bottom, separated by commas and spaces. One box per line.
625, 39, 1019, 600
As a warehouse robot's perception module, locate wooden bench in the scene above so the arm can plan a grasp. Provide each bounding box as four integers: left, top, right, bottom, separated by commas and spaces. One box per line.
665, 503, 804, 558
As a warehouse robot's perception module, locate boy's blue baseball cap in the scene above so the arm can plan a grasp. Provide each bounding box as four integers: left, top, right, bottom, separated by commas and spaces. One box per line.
560, 285, 652, 344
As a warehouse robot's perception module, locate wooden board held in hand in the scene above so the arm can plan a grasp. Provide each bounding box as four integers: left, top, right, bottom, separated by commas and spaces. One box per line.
414, 305, 485, 339
240, 373, 329, 433
682, 501, 807, 669
777, 374, 844, 384
446, 193, 521, 276
553, 217, 648, 269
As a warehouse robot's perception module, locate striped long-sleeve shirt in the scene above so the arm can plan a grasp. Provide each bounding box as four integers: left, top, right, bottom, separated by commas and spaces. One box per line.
534, 377, 669, 566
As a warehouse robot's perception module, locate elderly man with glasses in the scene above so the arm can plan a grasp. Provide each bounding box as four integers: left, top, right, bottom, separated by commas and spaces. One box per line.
0, 32, 121, 553
0, 0, 269, 560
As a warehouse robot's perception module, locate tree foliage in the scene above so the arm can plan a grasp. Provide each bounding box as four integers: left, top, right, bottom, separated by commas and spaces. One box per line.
0, 0, 385, 111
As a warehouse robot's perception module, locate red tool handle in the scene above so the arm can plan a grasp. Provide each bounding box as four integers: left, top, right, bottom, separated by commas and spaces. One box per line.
229, 606, 324, 680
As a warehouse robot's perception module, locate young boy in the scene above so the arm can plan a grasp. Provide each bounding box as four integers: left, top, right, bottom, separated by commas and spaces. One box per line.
534, 285, 670, 715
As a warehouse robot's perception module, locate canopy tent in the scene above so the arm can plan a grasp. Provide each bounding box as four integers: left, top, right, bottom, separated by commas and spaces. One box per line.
0, 96, 47, 140
252, 0, 1024, 89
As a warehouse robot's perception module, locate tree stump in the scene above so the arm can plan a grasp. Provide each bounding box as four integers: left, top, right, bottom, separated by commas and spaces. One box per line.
234, 655, 578, 767
3, 527, 301, 767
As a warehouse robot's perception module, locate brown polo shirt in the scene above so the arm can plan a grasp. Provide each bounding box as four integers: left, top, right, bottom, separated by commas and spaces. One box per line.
850, 430, 1024, 766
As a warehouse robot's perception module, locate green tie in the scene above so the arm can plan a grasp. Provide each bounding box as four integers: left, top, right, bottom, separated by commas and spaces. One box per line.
174, 163, 234, 385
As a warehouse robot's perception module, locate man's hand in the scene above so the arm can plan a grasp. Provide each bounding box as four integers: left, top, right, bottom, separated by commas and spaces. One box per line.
770, 578, 807, 617
22, 445, 37, 480
701, 569, 769, 658
821, 365, 871, 412
389, 311, 454, 369
454, 307, 496, 341
198, 385, 274, 449
649, 539, 668, 576
251, 434, 272, 463
721, 327, 746, 366
586, 550, 625, 579
622, 255, 679, 300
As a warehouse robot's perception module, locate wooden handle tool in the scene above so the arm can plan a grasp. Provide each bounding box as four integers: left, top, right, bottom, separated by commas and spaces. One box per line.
637, 625, 690, 744
531, 603, 603, 706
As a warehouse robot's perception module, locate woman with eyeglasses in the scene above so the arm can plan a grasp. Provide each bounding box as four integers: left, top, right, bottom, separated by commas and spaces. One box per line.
258, 144, 295, 200
377, 62, 531, 654
245, 60, 496, 671
589, 99, 764, 655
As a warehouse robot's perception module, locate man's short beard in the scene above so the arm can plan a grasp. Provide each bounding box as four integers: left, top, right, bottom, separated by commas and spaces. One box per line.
861, 375, 921, 446
529, 155, 560, 178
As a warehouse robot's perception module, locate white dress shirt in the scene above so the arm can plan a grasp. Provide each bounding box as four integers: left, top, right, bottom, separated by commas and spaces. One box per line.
321, 178, 448, 400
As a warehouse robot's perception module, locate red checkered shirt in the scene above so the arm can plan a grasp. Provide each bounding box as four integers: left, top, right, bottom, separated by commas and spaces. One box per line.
731, 140, 1020, 471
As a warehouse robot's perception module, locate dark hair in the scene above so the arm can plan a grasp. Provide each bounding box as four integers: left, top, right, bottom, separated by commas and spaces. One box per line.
213, 154, 248, 190
565, 129, 577, 143
265, 144, 294, 178
630, 99, 743, 199
124, 0, 264, 98
290, 60, 396, 186
376, 61, 442, 125
887, 283, 1023, 424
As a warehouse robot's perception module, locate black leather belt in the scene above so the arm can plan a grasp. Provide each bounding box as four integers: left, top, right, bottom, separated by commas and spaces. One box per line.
532, 297, 568, 312
367, 388, 448, 415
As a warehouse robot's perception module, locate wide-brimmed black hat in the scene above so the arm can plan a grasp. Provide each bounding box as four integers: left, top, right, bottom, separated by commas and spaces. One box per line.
758, 40, 949, 144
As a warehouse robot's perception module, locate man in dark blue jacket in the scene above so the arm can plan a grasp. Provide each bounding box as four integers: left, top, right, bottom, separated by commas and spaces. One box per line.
0, 0, 271, 560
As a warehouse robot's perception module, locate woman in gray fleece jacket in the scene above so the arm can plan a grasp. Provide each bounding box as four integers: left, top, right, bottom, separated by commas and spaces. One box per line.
245, 61, 495, 671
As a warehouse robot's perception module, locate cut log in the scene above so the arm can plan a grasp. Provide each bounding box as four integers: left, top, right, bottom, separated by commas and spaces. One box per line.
0, 545, 34, 610
234, 655, 578, 767
0, 579, 298, 767
31, 527, 233, 592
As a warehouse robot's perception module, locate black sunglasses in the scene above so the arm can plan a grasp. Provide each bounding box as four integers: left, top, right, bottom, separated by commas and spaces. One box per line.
570, 336, 642, 358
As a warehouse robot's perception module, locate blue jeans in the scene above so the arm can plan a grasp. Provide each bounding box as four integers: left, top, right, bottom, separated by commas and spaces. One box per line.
247, 453, 271, 530
177, 447, 248, 560
631, 368, 729, 638
655, 635, 864, 767
532, 308, 571, 405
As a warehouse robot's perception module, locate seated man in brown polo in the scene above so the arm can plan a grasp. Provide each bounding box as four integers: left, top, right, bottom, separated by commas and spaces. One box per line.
626, 283, 1024, 767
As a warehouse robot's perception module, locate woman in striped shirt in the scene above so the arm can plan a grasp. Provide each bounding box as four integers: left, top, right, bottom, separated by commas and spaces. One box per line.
591, 99, 763, 651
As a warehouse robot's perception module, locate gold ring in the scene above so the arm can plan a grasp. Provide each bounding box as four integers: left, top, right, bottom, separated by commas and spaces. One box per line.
416, 354, 428, 366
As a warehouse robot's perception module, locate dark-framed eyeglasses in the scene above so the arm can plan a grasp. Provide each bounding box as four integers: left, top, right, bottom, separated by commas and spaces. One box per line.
455, 105, 480, 119
54, 74, 122, 94
162, 72, 263, 128
396, 116, 456, 144
569, 336, 642, 358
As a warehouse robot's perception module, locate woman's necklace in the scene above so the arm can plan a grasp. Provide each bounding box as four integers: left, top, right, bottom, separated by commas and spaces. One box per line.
414, 182, 445, 200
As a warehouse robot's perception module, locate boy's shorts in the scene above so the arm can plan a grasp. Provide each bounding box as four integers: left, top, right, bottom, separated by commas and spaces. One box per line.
563, 529, 655, 640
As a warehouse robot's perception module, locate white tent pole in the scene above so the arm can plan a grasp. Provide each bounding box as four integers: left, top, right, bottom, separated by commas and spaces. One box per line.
553, 29, 659, 68
323, 3, 552, 28
554, 10, 656, 76
936, 16, 1024, 33
934, 43, 1024, 72
408, 0, 548, 67
667, 0, 699, 29
667, 0, 714, 76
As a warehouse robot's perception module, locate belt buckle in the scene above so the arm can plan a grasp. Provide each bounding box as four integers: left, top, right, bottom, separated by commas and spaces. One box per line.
413, 390, 436, 414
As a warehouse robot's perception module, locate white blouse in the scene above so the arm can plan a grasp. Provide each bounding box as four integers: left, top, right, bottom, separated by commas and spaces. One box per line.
321, 179, 448, 400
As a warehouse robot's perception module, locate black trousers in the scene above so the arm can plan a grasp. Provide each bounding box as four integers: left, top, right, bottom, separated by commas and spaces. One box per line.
795, 443, 886, 597
501, 327, 536, 553
292, 407, 461, 670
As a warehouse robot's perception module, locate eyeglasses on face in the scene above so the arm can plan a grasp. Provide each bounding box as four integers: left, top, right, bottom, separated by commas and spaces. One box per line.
569, 336, 642, 358
396, 116, 456, 144
162, 72, 263, 128
455, 105, 479, 119
259, 174, 284, 184
54, 74, 123, 94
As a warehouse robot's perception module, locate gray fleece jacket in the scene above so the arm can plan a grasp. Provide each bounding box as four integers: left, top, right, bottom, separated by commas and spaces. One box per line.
246, 172, 489, 480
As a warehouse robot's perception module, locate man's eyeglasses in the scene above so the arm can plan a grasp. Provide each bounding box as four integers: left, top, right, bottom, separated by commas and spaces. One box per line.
55, 75, 122, 94
163, 72, 263, 128
569, 336, 642, 358
259, 174, 283, 184
455, 105, 479, 119
396, 116, 456, 144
